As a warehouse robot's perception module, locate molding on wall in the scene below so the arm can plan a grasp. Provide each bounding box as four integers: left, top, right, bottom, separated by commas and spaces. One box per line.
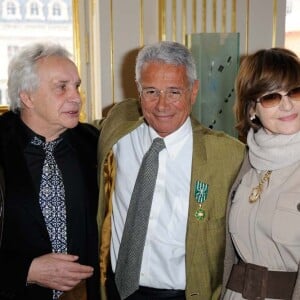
92, 0, 286, 115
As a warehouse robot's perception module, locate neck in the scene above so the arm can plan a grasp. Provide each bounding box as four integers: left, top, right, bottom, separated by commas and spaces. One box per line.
20, 112, 66, 142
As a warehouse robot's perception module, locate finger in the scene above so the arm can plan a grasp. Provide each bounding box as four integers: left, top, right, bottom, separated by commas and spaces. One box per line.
65, 262, 94, 274
50, 253, 79, 261
55, 279, 82, 291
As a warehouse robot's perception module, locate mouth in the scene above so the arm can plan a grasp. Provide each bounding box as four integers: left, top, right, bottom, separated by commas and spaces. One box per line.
155, 114, 174, 120
279, 113, 298, 121
63, 110, 80, 116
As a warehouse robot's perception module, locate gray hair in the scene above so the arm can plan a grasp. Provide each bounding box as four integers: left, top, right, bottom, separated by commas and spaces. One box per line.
8, 42, 72, 112
135, 41, 197, 89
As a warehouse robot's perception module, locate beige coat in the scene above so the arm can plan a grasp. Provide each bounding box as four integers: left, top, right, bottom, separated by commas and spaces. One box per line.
221, 154, 300, 299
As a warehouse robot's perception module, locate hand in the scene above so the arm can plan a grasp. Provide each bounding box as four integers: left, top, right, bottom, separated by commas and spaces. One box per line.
27, 253, 94, 291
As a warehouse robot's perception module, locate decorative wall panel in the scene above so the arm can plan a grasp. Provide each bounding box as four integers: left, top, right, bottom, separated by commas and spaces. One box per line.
190, 32, 239, 136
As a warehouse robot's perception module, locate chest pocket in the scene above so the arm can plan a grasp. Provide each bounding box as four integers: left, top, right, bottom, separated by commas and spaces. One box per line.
272, 192, 300, 246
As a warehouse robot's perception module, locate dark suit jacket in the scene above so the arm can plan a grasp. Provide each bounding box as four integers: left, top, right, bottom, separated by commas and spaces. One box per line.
0, 111, 100, 300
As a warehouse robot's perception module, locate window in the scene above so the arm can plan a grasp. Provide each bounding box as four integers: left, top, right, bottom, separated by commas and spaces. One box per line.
286, 0, 292, 14
7, 45, 19, 60
31, 2, 38, 15
26, 0, 45, 20
2, 0, 22, 20
48, 0, 68, 21
285, 0, 300, 57
7, 2, 16, 15
0, 0, 73, 106
52, 3, 61, 16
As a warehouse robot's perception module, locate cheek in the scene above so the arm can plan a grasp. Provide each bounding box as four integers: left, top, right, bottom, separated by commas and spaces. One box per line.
256, 114, 270, 128
141, 102, 154, 116
176, 101, 192, 116
256, 110, 279, 132
255, 107, 269, 122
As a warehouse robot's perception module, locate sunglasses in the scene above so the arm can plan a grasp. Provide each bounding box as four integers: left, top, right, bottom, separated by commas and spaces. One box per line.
256, 86, 300, 108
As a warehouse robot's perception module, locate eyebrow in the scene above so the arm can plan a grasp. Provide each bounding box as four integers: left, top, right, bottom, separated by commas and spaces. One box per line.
54, 79, 81, 85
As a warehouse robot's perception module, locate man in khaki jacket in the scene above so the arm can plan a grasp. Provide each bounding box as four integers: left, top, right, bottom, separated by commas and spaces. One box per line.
97, 41, 245, 300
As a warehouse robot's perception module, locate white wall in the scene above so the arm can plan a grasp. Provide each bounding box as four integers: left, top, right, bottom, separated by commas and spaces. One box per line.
79, 0, 287, 119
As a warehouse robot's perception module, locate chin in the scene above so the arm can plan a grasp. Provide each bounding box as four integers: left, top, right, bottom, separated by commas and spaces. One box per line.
277, 128, 300, 135
64, 120, 79, 129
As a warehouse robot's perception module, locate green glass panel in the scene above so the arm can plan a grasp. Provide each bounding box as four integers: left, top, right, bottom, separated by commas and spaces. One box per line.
190, 33, 240, 137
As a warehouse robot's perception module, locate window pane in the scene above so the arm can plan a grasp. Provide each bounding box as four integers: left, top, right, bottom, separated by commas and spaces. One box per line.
0, 0, 73, 106
285, 0, 300, 57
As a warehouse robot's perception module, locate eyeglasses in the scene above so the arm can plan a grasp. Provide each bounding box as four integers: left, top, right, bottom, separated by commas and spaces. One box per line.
256, 86, 300, 108
140, 87, 190, 102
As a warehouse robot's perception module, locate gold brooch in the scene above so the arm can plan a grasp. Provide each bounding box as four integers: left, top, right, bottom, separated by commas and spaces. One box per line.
249, 170, 272, 203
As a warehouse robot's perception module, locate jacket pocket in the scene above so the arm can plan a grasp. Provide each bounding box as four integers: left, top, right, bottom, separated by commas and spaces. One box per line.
272, 192, 300, 246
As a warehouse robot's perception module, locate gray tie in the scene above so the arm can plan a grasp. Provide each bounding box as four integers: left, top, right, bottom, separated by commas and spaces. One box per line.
115, 137, 166, 299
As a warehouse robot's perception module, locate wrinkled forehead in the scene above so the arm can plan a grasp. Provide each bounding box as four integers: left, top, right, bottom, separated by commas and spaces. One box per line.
35, 56, 80, 81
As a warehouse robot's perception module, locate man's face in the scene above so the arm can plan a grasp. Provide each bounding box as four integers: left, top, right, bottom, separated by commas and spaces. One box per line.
21, 55, 81, 140
139, 62, 199, 137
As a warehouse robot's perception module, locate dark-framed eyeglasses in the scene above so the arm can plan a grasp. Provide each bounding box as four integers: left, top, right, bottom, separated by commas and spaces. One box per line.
139, 87, 190, 102
256, 86, 300, 108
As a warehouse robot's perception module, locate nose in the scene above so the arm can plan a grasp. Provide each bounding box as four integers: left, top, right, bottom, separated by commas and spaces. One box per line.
156, 91, 169, 110
68, 87, 81, 104
279, 95, 293, 111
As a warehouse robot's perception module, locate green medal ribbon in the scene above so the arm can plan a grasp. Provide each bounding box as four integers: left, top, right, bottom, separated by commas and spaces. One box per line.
194, 181, 208, 220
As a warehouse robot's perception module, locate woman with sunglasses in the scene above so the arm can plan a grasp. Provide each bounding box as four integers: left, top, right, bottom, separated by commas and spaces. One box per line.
221, 48, 300, 300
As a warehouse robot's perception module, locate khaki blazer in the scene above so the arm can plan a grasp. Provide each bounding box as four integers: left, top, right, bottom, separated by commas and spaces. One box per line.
97, 99, 245, 300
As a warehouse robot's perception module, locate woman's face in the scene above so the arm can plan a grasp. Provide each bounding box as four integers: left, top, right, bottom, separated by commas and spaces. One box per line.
251, 89, 300, 135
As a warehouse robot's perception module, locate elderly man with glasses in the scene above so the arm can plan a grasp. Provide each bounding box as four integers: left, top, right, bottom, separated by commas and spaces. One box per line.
97, 41, 245, 300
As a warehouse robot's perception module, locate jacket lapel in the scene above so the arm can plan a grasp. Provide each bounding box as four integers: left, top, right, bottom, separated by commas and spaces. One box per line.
4, 135, 49, 235
98, 99, 144, 165
185, 119, 209, 271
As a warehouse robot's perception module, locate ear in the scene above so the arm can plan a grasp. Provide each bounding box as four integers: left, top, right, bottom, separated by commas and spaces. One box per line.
191, 80, 200, 105
249, 106, 256, 118
135, 81, 142, 101
20, 91, 34, 109
249, 105, 257, 121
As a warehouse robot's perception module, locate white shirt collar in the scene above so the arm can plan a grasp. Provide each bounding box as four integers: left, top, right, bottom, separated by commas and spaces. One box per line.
148, 117, 193, 157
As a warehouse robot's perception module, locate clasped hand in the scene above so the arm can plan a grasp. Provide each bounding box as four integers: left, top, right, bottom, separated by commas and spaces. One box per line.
27, 253, 94, 291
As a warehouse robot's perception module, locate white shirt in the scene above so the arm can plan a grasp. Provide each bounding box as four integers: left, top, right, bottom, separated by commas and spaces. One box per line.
110, 118, 193, 289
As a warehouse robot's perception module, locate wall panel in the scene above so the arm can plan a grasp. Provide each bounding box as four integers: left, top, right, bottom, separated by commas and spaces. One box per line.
81, 0, 286, 118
